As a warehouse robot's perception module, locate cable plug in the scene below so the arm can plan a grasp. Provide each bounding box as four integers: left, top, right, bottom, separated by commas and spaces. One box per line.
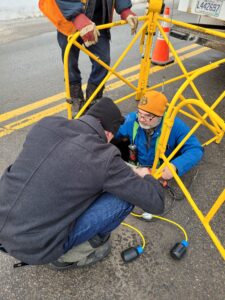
142, 212, 153, 220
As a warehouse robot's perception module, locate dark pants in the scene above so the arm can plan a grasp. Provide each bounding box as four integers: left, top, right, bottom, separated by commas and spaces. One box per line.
57, 30, 110, 86
63, 192, 133, 252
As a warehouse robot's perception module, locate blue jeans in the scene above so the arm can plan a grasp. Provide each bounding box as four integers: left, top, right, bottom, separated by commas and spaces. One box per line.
57, 30, 110, 86
63, 192, 133, 252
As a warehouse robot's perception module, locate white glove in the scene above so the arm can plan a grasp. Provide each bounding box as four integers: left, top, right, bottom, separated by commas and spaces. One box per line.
80, 22, 100, 47
73, 14, 100, 47
121, 8, 138, 35
126, 15, 138, 35
145, 2, 149, 15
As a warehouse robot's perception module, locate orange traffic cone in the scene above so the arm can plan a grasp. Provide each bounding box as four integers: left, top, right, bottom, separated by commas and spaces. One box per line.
151, 7, 174, 66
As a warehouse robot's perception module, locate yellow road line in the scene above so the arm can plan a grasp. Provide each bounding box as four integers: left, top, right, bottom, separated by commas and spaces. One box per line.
0, 46, 210, 138
0, 44, 200, 123
0, 104, 67, 137
0, 93, 65, 123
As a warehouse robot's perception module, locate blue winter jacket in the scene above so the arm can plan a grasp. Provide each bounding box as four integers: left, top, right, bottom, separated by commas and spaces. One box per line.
116, 112, 204, 177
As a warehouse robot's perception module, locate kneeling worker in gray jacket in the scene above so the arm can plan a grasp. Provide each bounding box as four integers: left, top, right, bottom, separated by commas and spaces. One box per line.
0, 98, 164, 270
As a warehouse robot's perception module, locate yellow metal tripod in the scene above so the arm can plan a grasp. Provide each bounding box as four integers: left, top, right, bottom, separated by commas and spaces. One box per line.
64, 0, 225, 260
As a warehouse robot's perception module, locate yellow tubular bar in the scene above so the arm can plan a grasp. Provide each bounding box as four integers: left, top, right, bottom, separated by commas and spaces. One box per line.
155, 17, 224, 133
160, 96, 225, 166
157, 154, 225, 260
205, 189, 225, 223
205, 190, 225, 223
155, 35, 222, 137
179, 95, 221, 136
180, 88, 225, 133
145, 57, 225, 99
154, 99, 225, 176
158, 16, 225, 40
136, 11, 157, 100
136, 0, 163, 100
151, 60, 225, 174
74, 20, 148, 118
154, 120, 204, 175
202, 135, 221, 147
64, 17, 148, 119
115, 92, 136, 105
156, 21, 222, 117
171, 100, 225, 131
148, 0, 163, 13
62, 0, 225, 260
64, 31, 80, 119
156, 22, 203, 101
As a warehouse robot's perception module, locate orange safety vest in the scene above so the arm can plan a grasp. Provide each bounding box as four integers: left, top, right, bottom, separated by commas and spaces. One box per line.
39, 0, 86, 36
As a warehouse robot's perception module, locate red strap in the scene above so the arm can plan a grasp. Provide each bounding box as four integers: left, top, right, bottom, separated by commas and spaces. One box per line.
120, 8, 136, 20
73, 13, 92, 31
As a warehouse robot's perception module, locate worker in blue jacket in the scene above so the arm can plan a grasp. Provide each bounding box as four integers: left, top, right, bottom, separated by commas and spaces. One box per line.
116, 90, 204, 180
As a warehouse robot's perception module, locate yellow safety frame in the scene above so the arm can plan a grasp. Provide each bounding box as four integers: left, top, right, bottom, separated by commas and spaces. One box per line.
63, 0, 225, 259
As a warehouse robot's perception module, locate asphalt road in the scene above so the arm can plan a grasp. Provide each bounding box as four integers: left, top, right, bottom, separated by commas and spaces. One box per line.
0, 3, 225, 300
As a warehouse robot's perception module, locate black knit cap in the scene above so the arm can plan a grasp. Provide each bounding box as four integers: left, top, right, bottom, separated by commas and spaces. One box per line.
87, 97, 124, 135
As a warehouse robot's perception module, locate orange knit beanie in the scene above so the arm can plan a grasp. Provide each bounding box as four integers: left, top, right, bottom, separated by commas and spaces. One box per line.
138, 90, 168, 116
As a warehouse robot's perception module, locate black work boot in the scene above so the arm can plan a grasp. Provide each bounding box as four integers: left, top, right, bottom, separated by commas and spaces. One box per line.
67, 84, 85, 117
86, 82, 104, 108
48, 234, 111, 271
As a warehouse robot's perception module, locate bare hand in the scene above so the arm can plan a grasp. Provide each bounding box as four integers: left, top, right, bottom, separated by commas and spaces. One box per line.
161, 163, 177, 180
132, 167, 150, 178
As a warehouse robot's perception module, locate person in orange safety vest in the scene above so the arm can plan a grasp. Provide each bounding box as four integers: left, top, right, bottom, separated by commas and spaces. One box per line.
39, 0, 138, 114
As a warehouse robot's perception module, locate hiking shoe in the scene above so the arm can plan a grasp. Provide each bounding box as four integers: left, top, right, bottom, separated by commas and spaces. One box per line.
68, 84, 85, 117
48, 235, 111, 271
76, 240, 111, 267
86, 82, 104, 108
47, 260, 76, 271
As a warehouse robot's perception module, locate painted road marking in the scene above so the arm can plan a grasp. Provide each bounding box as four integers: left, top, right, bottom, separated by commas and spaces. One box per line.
0, 45, 210, 138
0, 43, 199, 123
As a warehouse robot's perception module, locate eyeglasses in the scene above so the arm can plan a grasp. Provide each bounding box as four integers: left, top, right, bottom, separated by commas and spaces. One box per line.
137, 111, 156, 122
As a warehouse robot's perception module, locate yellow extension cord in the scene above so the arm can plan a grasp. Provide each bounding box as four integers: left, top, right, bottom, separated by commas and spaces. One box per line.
121, 221, 146, 249
121, 212, 188, 250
